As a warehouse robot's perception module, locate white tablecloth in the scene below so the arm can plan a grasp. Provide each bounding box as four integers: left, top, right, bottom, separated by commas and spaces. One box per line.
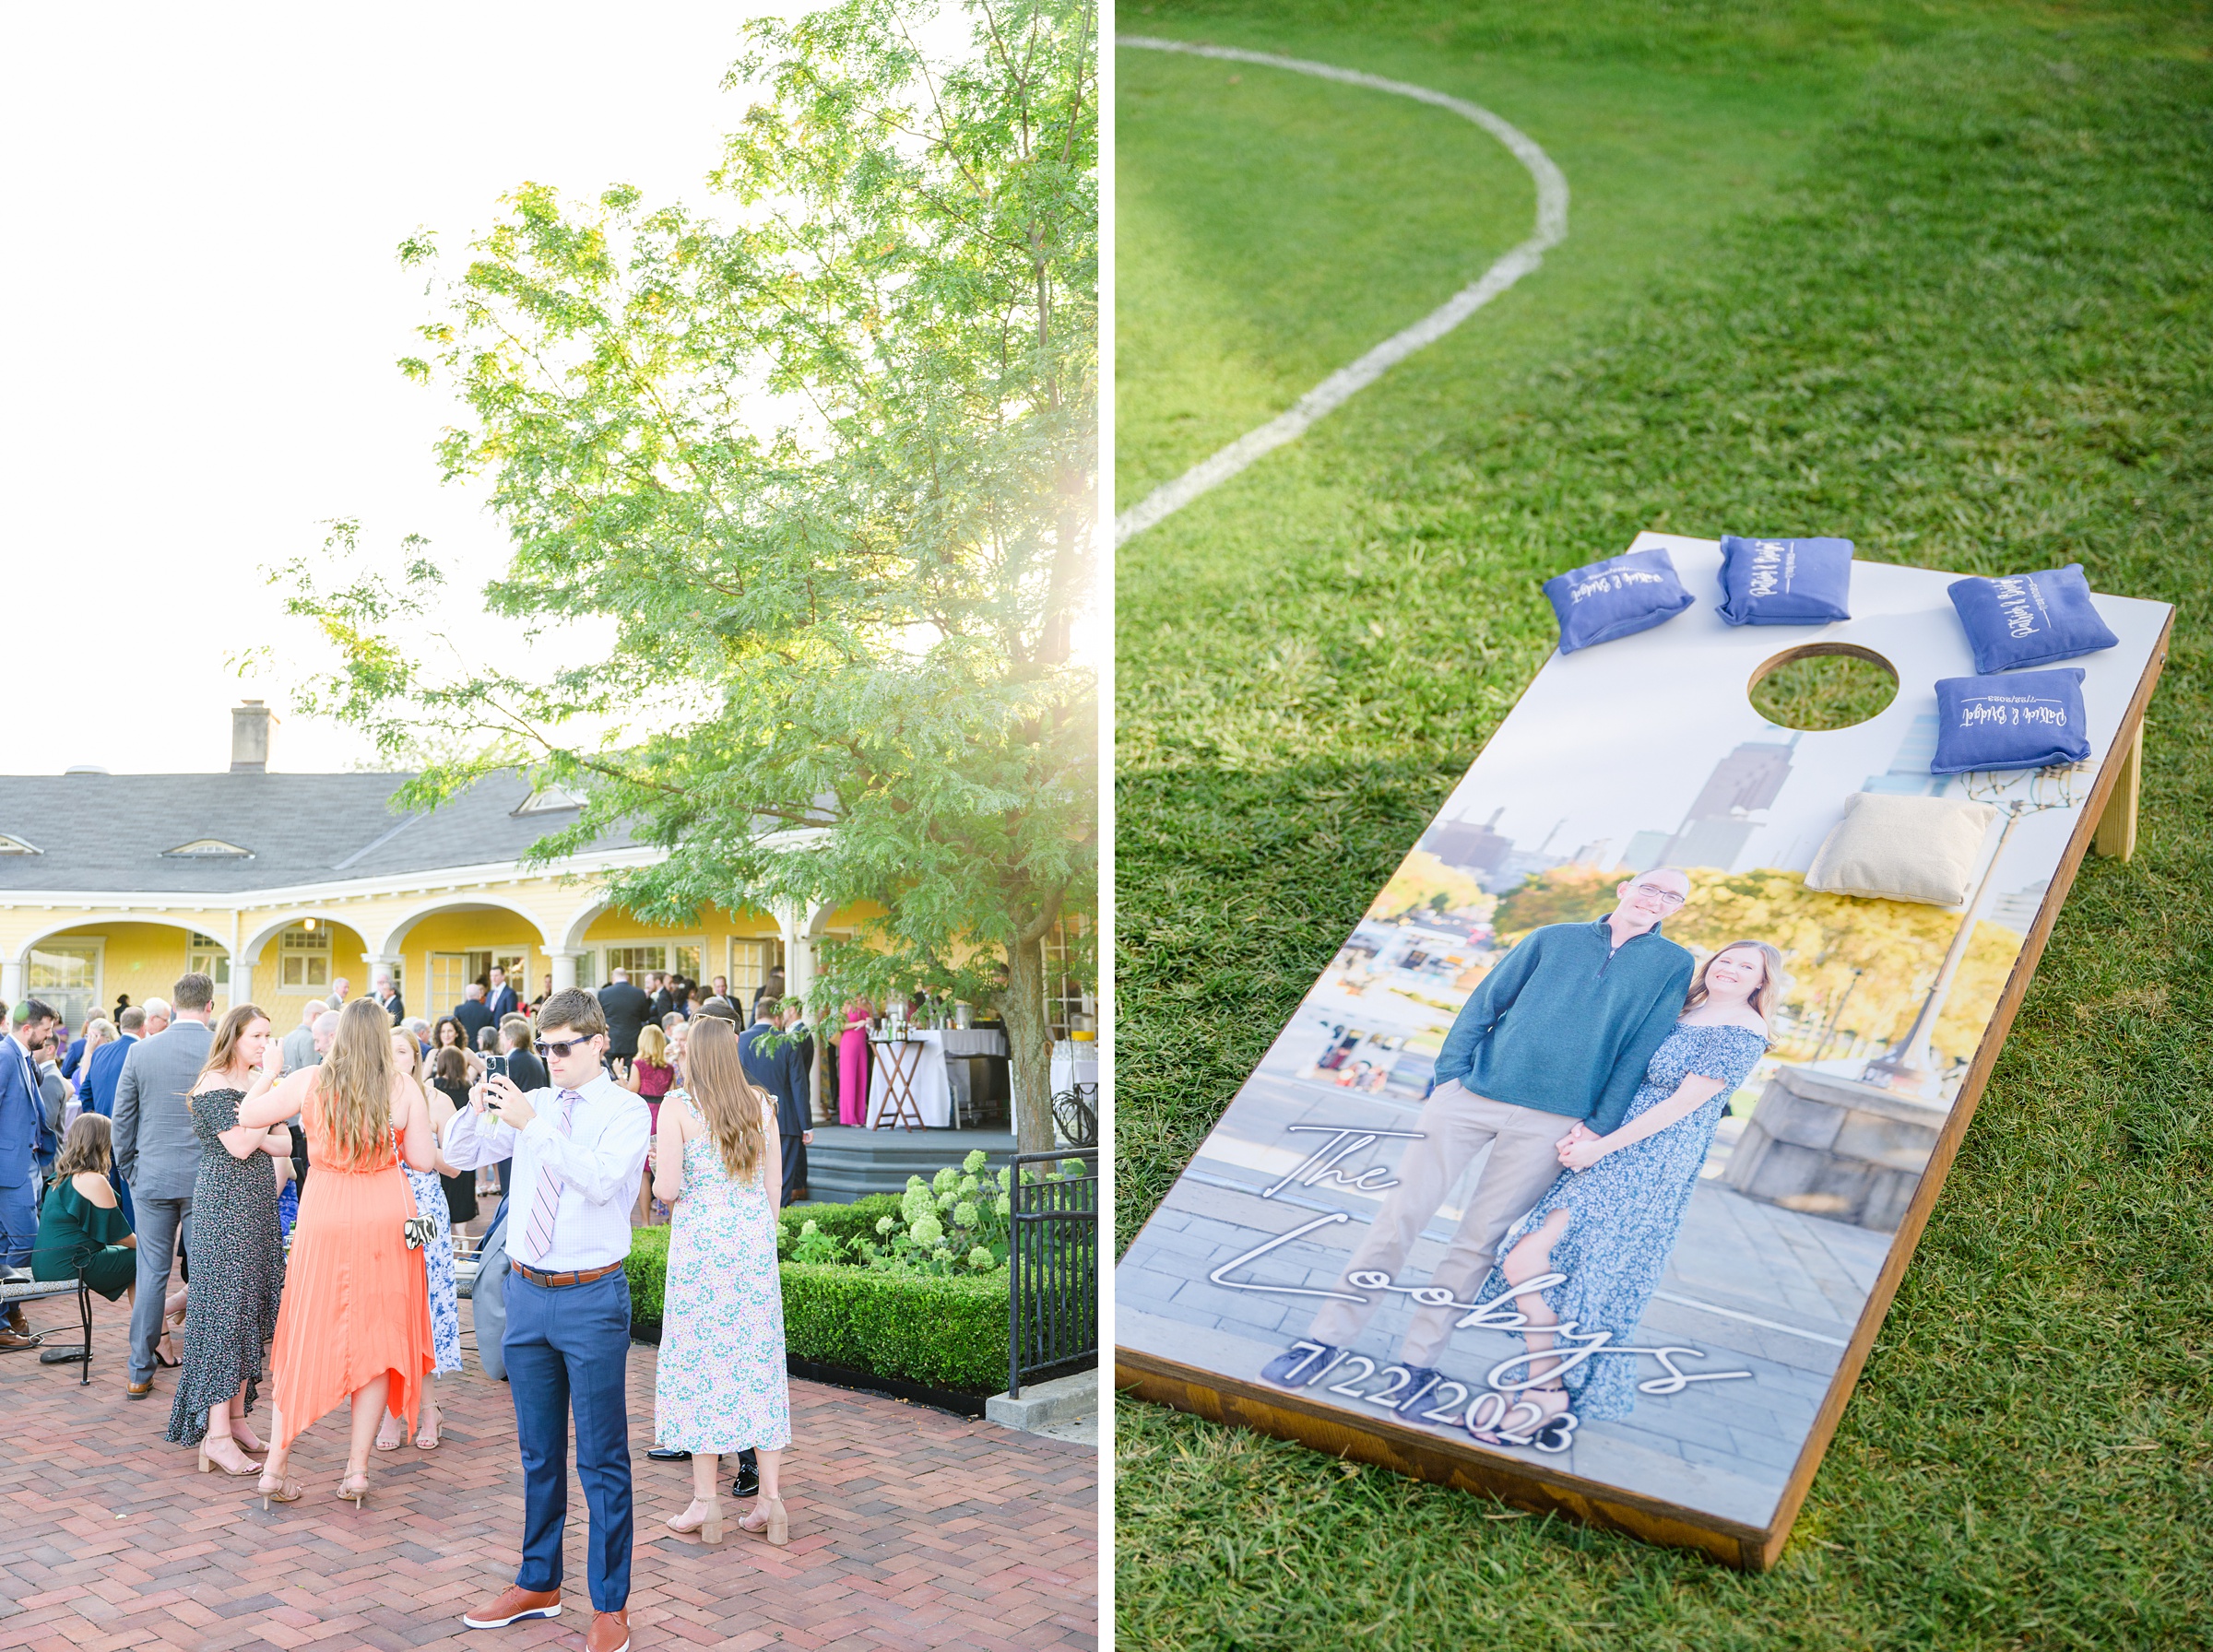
1051, 1041, 1099, 1096
935, 1027, 1009, 1058
867, 1032, 952, 1127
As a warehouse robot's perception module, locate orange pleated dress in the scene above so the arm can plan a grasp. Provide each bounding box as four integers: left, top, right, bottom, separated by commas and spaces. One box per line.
267, 1069, 434, 1450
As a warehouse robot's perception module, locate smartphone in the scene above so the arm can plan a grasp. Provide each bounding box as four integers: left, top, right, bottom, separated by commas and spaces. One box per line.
484, 1054, 509, 1081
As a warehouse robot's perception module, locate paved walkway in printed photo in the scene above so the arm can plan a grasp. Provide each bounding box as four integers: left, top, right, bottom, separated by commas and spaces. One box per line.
0, 1293, 1095, 1652
1119, 1063, 1891, 1527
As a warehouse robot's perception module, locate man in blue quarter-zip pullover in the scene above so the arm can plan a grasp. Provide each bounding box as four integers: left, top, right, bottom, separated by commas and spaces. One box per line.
1270, 867, 1696, 1389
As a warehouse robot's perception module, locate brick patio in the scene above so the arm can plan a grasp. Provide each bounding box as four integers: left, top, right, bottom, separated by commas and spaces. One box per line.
0, 1292, 1095, 1652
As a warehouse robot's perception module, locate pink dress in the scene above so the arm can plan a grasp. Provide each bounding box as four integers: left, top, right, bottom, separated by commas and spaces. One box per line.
837, 1011, 871, 1127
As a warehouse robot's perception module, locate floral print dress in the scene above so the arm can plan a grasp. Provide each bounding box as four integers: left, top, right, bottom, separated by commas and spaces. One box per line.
1477, 1021, 1767, 1422
404, 1164, 462, 1375
654, 1094, 791, 1453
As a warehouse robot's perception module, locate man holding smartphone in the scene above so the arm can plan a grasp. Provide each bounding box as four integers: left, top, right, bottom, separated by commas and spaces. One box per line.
444, 989, 649, 1652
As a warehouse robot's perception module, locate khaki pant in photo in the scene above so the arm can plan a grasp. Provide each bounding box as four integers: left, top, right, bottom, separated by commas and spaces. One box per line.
1306, 1080, 1570, 1368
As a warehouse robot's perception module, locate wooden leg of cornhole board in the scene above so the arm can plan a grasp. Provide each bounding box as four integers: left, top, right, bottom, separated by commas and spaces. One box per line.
2095, 724, 2143, 861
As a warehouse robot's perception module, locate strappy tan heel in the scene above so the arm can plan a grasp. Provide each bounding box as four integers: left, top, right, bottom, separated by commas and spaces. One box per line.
739, 1496, 788, 1546
666, 1497, 723, 1543
198, 1440, 259, 1478
258, 1469, 302, 1510
336, 1468, 372, 1509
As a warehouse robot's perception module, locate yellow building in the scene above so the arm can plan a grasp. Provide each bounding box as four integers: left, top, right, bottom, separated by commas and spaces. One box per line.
0, 704, 871, 1101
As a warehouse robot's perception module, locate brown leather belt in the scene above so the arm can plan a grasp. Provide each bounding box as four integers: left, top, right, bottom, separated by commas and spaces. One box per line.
509, 1258, 625, 1289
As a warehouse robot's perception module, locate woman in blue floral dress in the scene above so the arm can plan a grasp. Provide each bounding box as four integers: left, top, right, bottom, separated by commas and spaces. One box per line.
375, 1029, 461, 1451
1473, 940, 1781, 1442
652, 1015, 791, 1546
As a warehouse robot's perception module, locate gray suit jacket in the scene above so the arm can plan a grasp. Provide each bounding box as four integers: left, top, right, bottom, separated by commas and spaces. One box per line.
113, 1019, 213, 1199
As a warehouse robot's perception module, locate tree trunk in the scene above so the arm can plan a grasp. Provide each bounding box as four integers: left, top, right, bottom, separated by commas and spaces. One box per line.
1002, 934, 1054, 1154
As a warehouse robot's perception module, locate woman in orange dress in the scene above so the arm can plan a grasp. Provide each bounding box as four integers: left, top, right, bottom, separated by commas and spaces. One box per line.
236, 997, 437, 1508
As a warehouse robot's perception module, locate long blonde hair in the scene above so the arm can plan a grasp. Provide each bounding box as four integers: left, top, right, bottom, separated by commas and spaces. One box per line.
193, 1004, 269, 1092
1685, 939, 1790, 1032
316, 997, 400, 1168
682, 1016, 768, 1182
636, 1022, 669, 1069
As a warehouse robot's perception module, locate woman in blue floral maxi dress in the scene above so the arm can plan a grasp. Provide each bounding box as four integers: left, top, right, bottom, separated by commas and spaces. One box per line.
377, 1031, 461, 1452
652, 1016, 791, 1546
1474, 941, 1780, 1439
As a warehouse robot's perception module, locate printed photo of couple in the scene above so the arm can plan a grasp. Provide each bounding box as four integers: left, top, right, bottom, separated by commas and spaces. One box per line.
1262, 866, 1780, 1449
1117, 545, 2157, 1530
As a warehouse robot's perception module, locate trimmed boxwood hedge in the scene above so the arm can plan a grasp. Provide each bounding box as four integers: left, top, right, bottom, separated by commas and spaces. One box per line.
626, 1224, 671, 1326
623, 1216, 1009, 1395
775, 1262, 1009, 1394
773, 1194, 905, 1259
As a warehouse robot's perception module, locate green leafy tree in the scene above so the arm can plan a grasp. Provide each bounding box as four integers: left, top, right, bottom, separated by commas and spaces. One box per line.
280, 0, 1097, 1151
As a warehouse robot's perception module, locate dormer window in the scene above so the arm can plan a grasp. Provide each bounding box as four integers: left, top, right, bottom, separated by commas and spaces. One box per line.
164, 839, 254, 858
514, 786, 586, 816
0, 833, 41, 855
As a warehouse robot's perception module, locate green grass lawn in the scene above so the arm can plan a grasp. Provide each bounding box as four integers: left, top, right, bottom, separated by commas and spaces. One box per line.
1115, 2, 2213, 1646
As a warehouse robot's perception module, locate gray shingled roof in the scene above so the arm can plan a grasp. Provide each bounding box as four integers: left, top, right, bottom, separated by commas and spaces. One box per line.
0, 772, 637, 893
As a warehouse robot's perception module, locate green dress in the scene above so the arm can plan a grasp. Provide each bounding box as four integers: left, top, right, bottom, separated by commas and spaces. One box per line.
32, 1174, 136, 1300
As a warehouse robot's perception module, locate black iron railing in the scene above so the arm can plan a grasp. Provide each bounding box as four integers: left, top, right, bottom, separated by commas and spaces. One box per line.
1008, 1148, 1098, 1398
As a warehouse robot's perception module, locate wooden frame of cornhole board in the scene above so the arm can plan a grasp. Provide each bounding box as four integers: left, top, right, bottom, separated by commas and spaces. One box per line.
1116, 534, 2172, 1569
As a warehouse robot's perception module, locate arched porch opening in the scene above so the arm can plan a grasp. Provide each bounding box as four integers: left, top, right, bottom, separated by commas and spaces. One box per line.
9, 916, 230, 1029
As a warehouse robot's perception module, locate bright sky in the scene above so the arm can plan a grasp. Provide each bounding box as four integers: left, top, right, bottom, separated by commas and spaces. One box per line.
3, 3, 792, 776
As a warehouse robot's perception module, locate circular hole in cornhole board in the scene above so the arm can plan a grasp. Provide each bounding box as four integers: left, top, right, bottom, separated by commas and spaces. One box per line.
1747, 643, 1899, 731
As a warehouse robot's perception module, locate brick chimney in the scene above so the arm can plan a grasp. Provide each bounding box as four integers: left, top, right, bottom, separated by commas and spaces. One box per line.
231, 700, 278, 773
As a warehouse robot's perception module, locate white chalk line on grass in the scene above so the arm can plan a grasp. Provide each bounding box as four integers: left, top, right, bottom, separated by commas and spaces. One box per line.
1116, 37, 1569, 546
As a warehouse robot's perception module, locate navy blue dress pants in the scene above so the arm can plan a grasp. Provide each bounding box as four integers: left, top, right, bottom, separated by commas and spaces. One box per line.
503, 1267, 633, 1611
780, 1133, 806, 1207
0, 1180, 36, 1268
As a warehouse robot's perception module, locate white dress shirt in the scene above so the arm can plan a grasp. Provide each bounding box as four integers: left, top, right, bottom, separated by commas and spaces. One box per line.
443, 1070, 649, 1272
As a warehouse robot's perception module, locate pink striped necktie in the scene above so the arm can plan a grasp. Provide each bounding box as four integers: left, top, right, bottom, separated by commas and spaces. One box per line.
521, 1088, 580, 1265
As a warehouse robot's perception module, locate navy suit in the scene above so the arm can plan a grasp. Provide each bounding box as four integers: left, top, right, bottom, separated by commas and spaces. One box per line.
84, 1034, 138, 1225
739, 1021, 811, 1205
486, 985, 519, 1021
0, 1037, 44, 1267
62, 1036, 88, 1082
454, 998, 495, 1044
84, 1034, 136, 1117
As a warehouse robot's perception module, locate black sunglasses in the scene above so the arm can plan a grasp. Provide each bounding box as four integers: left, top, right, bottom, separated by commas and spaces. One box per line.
534, 1035, 601, 1059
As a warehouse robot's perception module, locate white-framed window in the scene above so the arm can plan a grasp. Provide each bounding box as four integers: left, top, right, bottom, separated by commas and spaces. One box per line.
278, 925, 331, 992
27, 941, 101, 1029
603, 943, 669, 979
1044, 914, 1095, 1041
490, 950, 528, 1000
673, 944, 701, 983
430, 951, 491, 1018
726, 938, 783, 998
185, 931, 231, 986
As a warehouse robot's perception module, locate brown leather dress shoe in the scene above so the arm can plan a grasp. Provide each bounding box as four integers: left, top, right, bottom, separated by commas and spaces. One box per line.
0, 1327, 41, 1353
125, 1378, 153, 1398
585, 1610, 630, 1652
459, 1586, 561, 1629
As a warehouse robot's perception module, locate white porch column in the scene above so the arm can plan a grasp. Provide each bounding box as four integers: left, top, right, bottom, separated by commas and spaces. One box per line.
775, 903, 818, 1009
776, 903, 830, 1123
1, 957, 22, 1007
363, 956, 404, 1021
550, 952, 580, 993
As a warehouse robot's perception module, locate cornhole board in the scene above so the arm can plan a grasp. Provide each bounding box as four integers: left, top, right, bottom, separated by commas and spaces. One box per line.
1116, 534, 2172, 1568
